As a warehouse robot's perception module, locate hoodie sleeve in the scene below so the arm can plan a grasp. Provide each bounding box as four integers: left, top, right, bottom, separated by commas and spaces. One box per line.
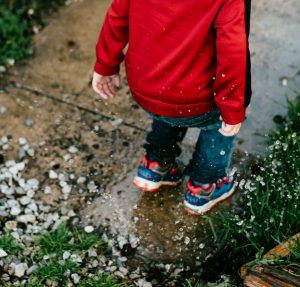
213, 0, 249, 125
94, 0, 129, 76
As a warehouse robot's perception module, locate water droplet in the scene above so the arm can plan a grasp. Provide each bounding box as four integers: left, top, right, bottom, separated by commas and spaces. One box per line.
212, 77, 216, 81
222, 73, 226, 78
213, 92, 217, 96
220, 150, 225, 155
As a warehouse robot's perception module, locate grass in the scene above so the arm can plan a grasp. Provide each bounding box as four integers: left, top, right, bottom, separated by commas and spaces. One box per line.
0, 222, 124, 287
79, 274, 123, 287
206, 95, 300, 281
0, 0, 66, 66
253, 237, 300, 276
29, 259, 78, 285
38, 222, 102, 257
0, 233, 21, 255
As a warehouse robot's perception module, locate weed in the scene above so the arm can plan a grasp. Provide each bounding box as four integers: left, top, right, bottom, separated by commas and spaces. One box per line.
0, 0, 66, 65
0, 233, 20, 255
38, 222, 100, 256
79, 274, 123, 287
0, 6, 31, 64
208, 95, 300, 267
29, 259, 78, 285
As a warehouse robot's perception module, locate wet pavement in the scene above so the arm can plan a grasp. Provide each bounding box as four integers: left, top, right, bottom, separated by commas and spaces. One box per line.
0, 0, 299, 281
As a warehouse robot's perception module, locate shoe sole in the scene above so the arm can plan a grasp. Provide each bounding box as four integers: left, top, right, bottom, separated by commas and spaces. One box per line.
133, 176, 181, 192
183, 181, 238, 216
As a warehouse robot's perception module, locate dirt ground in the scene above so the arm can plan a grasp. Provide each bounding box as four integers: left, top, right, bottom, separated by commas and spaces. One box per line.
0, 0, 299, 282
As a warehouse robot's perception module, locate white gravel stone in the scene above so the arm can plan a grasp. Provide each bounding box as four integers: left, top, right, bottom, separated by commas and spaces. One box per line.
70, 254, 82, 263
0, 249, 8, 258
63, 251, 71, 260
26, 178, 39, 191
68, 146, 79, 154
71, 273, 81, 284
62, 184, 71, 194
18, 138, 27, 145
87, 248, 97, 257
119, 266, 128, 275
11, 231, 20, 240
26, 265, 38, 275
5, 221, 17, 230
67, 210, 76, 217
44, 186, 52, 194
19, 196, 31, 206
49, 170, 58, 179
14, 263, 28, 278
84, 226, 94, 233
27, 148, 35, 157
0, 106, 6, 114
7, 199, 19, 208
10, 206, 22, 216
17, 214, 36, 223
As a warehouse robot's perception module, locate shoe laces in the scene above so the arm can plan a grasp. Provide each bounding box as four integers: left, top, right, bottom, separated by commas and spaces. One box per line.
187, 180, 214, 196
141, 155, 171, 170
216, 177, 230, 189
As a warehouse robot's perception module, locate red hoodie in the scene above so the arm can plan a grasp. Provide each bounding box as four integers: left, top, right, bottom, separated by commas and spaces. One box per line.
94, 0, 252, 125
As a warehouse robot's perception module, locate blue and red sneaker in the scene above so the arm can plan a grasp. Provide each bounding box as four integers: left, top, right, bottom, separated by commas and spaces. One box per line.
133, 155, 182, 192
184, 175, 237, 215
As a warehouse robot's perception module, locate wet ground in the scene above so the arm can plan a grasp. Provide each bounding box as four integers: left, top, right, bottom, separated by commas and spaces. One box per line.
0, 0, 299, 283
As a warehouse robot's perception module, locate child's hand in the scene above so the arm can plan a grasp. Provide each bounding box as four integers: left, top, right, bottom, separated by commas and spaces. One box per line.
218, 116, 241, 136
92, 72, 120, 100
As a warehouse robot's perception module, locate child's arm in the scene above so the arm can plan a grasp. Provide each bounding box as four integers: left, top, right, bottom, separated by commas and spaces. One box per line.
213, 0, 251, 128
92, 0, 129, 99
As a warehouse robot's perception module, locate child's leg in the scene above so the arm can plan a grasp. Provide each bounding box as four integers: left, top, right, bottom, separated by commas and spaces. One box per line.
143, 118, 187, 164
133, 119, 187, 192
185, 124, 235, 184
184, 123, 237, 215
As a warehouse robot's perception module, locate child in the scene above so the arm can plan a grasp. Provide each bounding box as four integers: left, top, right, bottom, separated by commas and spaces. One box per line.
92, 0, 251, 215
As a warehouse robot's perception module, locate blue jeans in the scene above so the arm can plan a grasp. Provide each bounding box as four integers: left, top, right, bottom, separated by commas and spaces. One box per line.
143, 109, 236, 184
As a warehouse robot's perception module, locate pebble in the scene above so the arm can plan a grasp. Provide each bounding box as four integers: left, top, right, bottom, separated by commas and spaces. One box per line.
10, 207, 22, 216
20, 196, 31, 205
68, 146, 79, 154
119, 266, 128, 275
63, 251, 71, 260
0, 106, 6, 114
24, 119, 34, 127
0, 65, 6, 73
44, 186, 52, 194
14, 263, 28, 277
17, 214, 36, 223
87, 248, 97, 257
1, 273, 10, 281
71, 273, 81, 284
67, 210, 76, 217
84, 226, 94, 233
18, 138, 27, 145
114, 271, 125, 278
0, 249, 8, 258
110, 118, 123, 126
5, 221, 17, 230
62, 184, 71, 194
70, 254, 82, 263
26, 265, 38, 275
11, 231, 20, 240
49, 170, 58, 179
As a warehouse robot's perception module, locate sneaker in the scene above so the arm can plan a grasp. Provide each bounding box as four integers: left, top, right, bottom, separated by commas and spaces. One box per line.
133, 155, 182, 192
184, 176, 237, 215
